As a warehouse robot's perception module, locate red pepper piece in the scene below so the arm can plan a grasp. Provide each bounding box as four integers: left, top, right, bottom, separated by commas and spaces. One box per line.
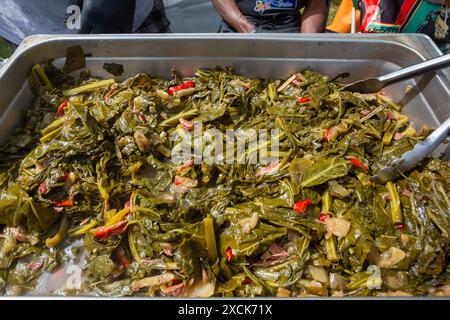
347, 156, 369, 171
226, 246, 234, 262
293, 199, 311, 214
184, 80, 196, 88
39, 181, 47, 194
56, 101, 68, 117
93, 220, 128, 240
174, 176, 184, 186
167, 80, 196, 95
242, 277, 252, 285
53, 199, 73, 207
297, 97, 311, 104
139, 114, 147, 124
319, 213, 328, 223
324, 128, 331, 142
396, 224, 404, 231
167, 86, 179, 96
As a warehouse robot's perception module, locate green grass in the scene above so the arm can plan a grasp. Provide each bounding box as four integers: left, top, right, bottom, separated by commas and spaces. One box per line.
0, 38, 13, 59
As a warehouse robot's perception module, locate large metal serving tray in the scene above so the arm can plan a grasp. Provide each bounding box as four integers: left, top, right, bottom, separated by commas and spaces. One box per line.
0, 34, 449, 158
0, 34, 449, 298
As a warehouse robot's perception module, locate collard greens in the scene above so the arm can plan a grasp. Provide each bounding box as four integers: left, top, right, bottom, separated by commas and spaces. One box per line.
0, 58, 449, 297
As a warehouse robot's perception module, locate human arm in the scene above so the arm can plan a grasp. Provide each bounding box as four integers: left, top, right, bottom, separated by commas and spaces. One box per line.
300, 0, 329, 33
211, 0, 255, 33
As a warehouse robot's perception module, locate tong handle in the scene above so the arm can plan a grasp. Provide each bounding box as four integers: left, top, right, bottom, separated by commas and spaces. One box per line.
378, 54, 450, 87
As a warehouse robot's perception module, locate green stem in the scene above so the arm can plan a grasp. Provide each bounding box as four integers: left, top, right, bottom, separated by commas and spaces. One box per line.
203, 215, 218, 264
41, 117, 66, 136
386, 181, 402, 224
39, 127, 62, 143
159, 109, 199, 128
325, 236, 339, 262
69, 220, 97, 237
63, 79, 115, 96
46, 216, 70, 248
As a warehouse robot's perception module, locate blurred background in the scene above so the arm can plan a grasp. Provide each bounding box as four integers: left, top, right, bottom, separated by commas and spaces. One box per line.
164, 0, 339, 33
0, 0, 340, 60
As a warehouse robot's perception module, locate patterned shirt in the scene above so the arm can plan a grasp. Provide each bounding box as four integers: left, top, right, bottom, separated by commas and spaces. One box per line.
136, 0, 171, 33
237, 0, 305, 17
359, 0, 449, 52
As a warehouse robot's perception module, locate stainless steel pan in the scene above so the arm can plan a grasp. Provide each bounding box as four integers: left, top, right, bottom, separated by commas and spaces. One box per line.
0, 33, 449, 297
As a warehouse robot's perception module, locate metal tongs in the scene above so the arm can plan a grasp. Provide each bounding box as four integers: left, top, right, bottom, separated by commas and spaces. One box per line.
340, 54, 450, 183
372, 116, 450, 184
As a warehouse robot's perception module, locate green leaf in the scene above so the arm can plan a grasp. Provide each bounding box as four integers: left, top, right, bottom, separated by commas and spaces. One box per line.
63, 45, 86, 74
290, 157, 349, 188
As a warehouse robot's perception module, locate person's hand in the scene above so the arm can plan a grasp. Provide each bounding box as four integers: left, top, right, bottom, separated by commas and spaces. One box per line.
79, 0, 136, 33
235, 13, 256, 33
212, 0, 255, 33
